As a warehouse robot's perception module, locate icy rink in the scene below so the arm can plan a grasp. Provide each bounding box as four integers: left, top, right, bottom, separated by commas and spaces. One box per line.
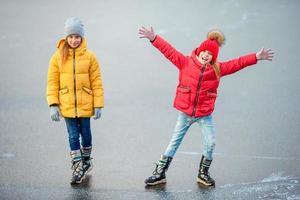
0, 0, 299, 199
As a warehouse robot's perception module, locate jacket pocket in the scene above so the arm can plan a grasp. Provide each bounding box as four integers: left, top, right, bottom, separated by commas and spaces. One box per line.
82, 86, 93, 95
59, 88, 69, 95
199, 91, 217, 113
175, 85, 191, 109
59, 87, 70, 106
81, 86, 93, 110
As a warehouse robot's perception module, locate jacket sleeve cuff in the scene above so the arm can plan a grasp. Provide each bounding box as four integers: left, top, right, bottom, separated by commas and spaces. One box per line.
150, 35, 158, 43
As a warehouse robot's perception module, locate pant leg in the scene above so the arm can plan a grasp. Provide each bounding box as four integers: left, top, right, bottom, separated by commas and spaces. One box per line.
197, 115, 216, 160
78, 117, 92, 148
163, 112, 193, 158
64, 117, 81, 151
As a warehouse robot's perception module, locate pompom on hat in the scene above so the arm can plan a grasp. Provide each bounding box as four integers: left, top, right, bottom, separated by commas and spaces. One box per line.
196, 29, 225, 63
64, 17, 85, 38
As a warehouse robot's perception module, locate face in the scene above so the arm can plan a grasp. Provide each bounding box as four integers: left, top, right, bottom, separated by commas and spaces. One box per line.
197, 50, 213, 65
67, 34, 82, 49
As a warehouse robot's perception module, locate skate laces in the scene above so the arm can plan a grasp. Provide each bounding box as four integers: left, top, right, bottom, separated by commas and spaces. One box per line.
152, 163, 164, 175
72, 161, 84, 176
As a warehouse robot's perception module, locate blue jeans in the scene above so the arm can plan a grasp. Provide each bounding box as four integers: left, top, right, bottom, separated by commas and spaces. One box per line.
64, 117, 92, 151
164, 112, 216, 160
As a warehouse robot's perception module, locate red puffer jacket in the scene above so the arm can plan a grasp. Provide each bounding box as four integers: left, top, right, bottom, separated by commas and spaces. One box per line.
152, 35, 257, 117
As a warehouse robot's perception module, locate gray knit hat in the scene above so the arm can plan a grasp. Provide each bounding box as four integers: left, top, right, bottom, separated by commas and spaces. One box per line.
64, 17, 84, 37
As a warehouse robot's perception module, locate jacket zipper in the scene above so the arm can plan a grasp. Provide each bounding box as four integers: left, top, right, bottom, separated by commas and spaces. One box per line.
73, 49, 78, 116
192, 64, 206, 116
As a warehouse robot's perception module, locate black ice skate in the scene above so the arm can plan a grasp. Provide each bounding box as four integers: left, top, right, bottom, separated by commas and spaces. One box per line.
145, 156, 172, 186
197, 155, 215, 188
70, 159, 85, 184
82, 157, 93, 175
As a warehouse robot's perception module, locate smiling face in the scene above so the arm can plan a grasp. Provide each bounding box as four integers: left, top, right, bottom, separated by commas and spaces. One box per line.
67, 34, 82, 49
197, 50, 213, 65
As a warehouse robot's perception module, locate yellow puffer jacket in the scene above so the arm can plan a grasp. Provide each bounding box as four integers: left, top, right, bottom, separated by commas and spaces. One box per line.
46, 38, 104, 118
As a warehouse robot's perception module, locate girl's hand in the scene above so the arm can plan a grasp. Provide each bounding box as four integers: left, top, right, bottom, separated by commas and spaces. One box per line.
256, 47, 274, 61
50, 105, 61, 122
93, 108, 102, 120
138, 26, 156, 42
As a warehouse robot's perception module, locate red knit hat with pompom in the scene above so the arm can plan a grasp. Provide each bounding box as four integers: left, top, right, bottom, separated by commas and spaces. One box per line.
196, 30, 225, 63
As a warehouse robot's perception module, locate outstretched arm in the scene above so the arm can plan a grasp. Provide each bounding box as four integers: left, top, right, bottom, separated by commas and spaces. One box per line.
138, 26, 187, 69
220, 47, 275, 77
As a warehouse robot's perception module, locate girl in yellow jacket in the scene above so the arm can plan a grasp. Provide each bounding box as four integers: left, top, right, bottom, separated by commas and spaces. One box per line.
46, 17, 104, 184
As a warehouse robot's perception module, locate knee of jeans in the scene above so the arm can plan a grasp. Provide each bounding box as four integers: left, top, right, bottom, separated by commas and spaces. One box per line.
69, 133, 79, 141
204, 142, 215, 160
207, 138, 216, 149
81, 127, 91, 135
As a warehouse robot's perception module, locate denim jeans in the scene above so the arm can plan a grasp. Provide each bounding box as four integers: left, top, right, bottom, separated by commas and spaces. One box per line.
64, 117, 92, 151
163, 112, 216, 160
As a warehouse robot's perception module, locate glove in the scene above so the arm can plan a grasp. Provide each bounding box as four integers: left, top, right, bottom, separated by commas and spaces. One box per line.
50, 105, 61, 121
93, 108, 102, 120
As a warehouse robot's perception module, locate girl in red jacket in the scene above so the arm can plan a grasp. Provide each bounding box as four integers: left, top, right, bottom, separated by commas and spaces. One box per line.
139, 27, 274, 188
